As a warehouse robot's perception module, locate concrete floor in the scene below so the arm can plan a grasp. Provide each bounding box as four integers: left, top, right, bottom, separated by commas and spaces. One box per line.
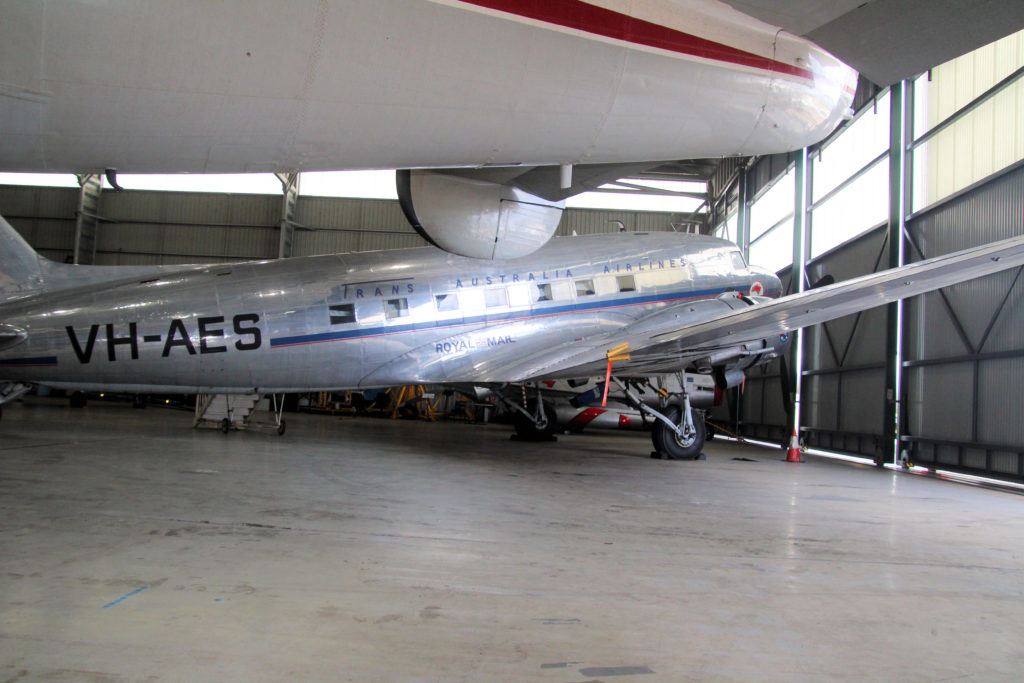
1, 400, 1022, 682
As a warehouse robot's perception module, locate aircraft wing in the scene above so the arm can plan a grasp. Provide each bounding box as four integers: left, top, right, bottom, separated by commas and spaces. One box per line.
510, 233, 1024, 381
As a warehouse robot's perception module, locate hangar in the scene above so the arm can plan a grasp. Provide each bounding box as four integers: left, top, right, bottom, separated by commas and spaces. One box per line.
2, 1, 1024, 679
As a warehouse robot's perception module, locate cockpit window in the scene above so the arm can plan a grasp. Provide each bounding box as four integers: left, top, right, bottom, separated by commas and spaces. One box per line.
730, 251, 747, 270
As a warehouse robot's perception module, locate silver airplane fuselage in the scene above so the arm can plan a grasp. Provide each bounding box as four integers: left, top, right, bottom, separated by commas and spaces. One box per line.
0, 233, 779, 393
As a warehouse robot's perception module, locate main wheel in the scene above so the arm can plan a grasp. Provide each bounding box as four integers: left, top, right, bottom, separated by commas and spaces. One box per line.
512, 401, 558, 440
220, 417, 231, 434
277, 419, 287, 436
651, 406, 706, 460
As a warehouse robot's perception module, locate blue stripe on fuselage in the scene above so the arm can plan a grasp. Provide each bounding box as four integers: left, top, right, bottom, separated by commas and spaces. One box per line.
268, 286, 776, 349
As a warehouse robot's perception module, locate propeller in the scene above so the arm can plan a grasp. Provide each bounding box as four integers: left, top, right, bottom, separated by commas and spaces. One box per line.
810, 274, 834, 289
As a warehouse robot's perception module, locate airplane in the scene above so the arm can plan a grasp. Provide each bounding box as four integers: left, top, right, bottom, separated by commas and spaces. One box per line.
4, 1, 1024, 458
4, 215, 1024, 459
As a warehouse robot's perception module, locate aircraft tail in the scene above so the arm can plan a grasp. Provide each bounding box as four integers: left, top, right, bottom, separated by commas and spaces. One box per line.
0, 213, 47, 302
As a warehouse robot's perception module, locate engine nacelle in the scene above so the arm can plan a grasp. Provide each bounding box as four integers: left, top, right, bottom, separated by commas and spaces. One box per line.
684, 294, 792, 395
397, 169, 564, 260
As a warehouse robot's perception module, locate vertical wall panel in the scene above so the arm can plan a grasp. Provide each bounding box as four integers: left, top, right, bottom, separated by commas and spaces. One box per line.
978, 358, 1024, 445
798, 225, 889, 457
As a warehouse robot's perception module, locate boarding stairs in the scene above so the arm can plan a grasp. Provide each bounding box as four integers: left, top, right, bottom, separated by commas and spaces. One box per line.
194, 393, 287, 435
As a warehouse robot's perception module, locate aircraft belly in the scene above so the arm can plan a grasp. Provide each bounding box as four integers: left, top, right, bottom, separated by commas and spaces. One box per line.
0, 0, 855, 172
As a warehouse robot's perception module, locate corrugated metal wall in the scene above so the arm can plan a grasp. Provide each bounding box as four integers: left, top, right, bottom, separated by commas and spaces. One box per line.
293, 197, 421, 255
802, 224, 890, 457
99, 191, 281, 264
0, 186, 79, 263
727, 160, 1024, 478
0, 186, 688, 264
902, 162, 1024, 478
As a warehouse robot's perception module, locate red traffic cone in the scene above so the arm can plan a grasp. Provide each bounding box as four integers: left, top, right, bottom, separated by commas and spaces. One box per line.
785, 429, 802, 463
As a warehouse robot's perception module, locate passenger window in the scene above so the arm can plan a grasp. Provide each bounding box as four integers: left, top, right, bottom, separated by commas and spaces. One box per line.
575, 279, 595, 296
435, 293, 458, 312
484, 288, 508, 308
460, 288, 485, 312
552, 281, 574, 300
385, 298, 409, 320
535, 283, 552, 302
616, 275, 636, 293
507, 284, 531, 307
329, 303, 356, 325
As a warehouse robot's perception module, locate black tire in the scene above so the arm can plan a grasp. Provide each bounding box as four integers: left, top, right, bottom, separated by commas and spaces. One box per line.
512, 401, 558, 440
69, 391, 87, 408
651, 406, 706, 460
132, 394, 148, 409
277, 419, 287, 436
220, 417, 231, 434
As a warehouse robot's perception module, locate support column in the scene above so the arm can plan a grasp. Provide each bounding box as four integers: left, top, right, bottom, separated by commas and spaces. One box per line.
788, 149, 810, 441
882, 82, 910, 466
73, 173, 102, 265
733, 166, 751, 436
736, 170, 750, 258
276, 172, 299, 259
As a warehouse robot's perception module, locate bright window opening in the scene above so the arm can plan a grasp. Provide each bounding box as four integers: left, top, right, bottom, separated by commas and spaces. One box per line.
385, 298, 408, 319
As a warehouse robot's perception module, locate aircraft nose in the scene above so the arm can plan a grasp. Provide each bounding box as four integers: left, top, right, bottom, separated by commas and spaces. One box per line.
750, 267, 783, 297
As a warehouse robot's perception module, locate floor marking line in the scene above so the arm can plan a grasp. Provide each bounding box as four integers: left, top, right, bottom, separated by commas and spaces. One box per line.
101, 586, 148, 609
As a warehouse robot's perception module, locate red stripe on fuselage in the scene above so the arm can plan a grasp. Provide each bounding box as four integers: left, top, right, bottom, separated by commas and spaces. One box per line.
455, 0, 813, 80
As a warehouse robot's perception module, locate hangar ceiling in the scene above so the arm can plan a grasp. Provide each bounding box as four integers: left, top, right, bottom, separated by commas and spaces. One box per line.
725, 0, 1024, 86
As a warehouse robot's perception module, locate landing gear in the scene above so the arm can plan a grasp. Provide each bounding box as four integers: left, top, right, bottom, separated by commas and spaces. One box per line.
269, 393, 287, 437
610, 374, 707, 460
651, 406, 705, 460
496, 384, 559, 442
512, 400, 557, 441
